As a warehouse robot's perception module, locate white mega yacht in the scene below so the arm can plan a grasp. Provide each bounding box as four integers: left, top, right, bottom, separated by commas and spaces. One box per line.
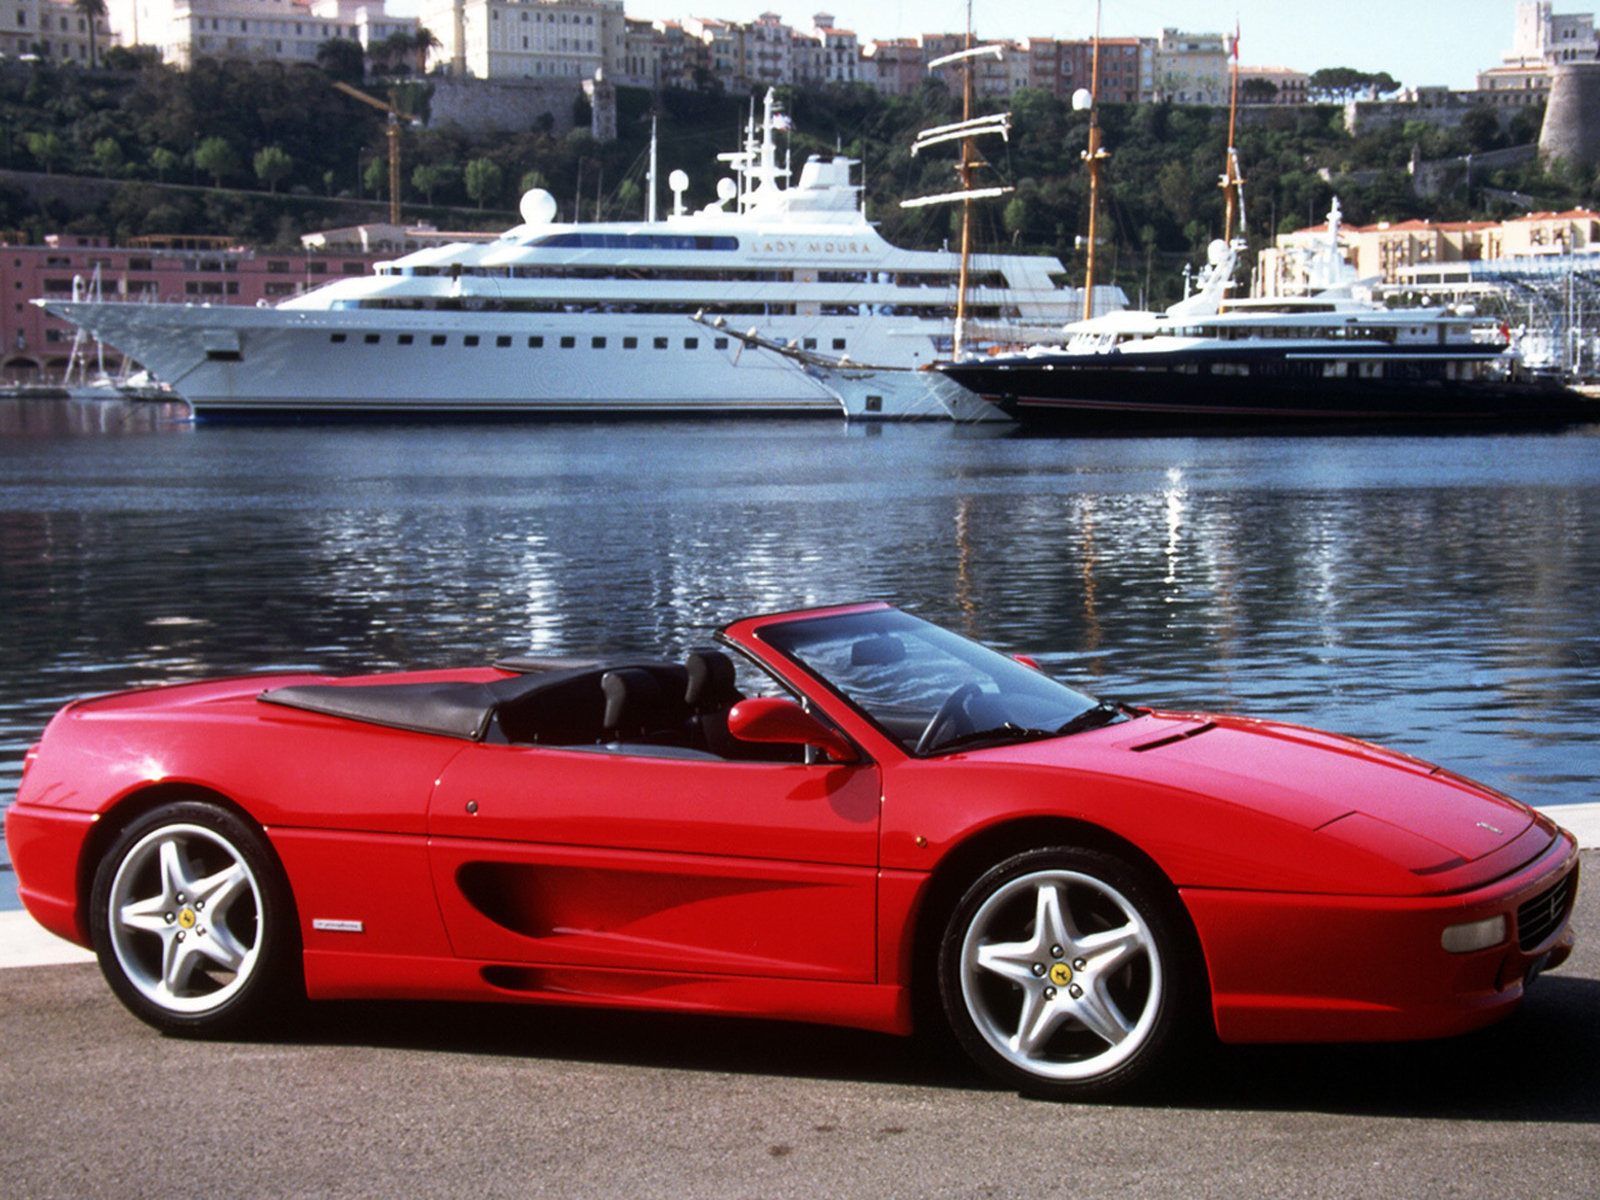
41, 93, 1079, 419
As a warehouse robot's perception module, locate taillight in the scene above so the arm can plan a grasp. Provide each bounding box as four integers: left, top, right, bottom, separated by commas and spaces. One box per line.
20, 743, 39, 783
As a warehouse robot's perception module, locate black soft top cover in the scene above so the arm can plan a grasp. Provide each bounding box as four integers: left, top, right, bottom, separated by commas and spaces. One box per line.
257, 657, 685, 742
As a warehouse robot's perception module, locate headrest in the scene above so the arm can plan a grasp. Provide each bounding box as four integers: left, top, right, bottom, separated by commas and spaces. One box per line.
850, 635, 906, 666
601, 667, 664, 733
685, 649, 738, 708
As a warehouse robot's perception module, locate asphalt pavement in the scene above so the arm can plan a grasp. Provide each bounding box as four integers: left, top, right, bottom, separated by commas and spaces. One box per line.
1, 851, 1595, 1200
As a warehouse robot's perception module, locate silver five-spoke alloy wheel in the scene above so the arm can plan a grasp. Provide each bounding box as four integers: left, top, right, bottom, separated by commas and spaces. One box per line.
106, 821, 263, 1015
940, 848, 1187, 1098
90, 801, 298, 1036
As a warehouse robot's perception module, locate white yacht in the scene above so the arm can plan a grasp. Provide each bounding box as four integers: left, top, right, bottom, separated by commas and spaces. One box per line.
40, 93, 1079, 419
938, 202, 1600, 429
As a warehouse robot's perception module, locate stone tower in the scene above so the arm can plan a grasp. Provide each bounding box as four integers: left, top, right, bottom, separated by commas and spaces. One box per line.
1540, 61, 1600, 169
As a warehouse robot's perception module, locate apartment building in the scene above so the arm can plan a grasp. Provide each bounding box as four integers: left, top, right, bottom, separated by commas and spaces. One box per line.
1153, 27, 1229, 105
1264, 208, 1600, 294
420, 0, 626, 81
107, 0, 414, 69
0, 232, 389, 381
2, 0, 110, 64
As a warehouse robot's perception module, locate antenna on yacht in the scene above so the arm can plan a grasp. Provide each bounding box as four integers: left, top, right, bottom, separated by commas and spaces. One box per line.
647, 114, 658, 223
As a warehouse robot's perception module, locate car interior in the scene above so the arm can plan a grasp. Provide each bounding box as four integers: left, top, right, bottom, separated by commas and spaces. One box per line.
258, 649, 808, 762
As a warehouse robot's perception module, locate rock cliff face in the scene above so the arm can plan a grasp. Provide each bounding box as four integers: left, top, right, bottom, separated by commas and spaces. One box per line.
1541, 61, 1600, 169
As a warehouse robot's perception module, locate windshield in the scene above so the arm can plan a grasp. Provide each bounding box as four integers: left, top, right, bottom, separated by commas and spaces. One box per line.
759, 609, 1110, 755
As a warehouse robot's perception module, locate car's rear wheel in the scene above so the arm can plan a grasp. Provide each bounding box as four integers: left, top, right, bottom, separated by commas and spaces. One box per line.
939, 847, 1193, 1100
89, 801, 300, 1037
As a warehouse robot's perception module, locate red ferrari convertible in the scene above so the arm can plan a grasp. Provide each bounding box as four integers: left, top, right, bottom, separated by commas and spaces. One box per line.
5, 603, 1579, 1098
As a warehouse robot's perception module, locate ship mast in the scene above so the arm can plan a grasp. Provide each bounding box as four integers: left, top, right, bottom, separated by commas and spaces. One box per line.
1220, 23, 1247, 243
1079, 0, 1107, 320
902, 1, 1012, 359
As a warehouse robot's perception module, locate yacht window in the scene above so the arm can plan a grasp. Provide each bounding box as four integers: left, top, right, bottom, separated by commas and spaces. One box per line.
832, 339, 846, 350
560, 336, 575, 348
623, 336, 637, 349
330, 333, 346, 344
432, 334, 447, 346
592, 336, 606, 348
496, 335, 511, 347
654, 337, 668, 349
528, 336, 544, 348
398, 334, 414, 346
464, 335, 480, 347
714, 337, 729, 350
364, 334, 380, 344
684, 337, 698, 349
803, 338, 817, 350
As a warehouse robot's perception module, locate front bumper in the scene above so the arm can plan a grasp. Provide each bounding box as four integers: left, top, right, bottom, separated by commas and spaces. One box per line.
1186, 830, 1579, 1044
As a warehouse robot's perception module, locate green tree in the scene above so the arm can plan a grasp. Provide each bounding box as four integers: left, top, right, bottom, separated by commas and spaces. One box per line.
148, 146, 179, 182
73, 0, 106, 68
91, 137, 123, 176
254, 144, 293, 193
463, 156, 503, 208
411, 161, 451, 204
194, 135, 239, 188
412, 27, 441, 75
316, 38, 366, 86
25, 131, 67, 174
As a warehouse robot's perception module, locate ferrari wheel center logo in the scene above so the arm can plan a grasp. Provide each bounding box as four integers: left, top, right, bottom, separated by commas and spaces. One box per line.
177, 908, 197, 930
1048, 962, 1073, 987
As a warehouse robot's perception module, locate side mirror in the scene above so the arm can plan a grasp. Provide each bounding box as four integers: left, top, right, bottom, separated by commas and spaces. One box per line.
726, 698, 858, 764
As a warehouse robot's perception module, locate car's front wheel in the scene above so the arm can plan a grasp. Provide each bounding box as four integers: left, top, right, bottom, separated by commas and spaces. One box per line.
939, 847, 1195, 1100
89, 801, 300, 1036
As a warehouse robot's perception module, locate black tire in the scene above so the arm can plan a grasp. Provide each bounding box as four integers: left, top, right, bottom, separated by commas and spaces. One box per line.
938, 846, 1198, 1100
89, 801, 301, 1037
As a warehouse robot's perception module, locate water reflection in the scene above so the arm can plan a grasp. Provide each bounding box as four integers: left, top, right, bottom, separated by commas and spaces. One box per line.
3, 401, 1599, 906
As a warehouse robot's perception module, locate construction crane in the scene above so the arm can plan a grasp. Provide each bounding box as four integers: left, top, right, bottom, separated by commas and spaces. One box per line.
332, 81, 416, 226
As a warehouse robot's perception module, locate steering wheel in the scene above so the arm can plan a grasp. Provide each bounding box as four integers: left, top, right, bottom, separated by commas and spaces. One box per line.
915, 682, 982, 755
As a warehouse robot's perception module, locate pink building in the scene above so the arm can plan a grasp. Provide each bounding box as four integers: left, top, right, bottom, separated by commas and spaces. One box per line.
1, 233, 388, 382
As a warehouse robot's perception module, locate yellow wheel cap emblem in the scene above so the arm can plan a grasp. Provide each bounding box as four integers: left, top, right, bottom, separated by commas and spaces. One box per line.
178, 908, 196, 930
1049, 962, 1073, 987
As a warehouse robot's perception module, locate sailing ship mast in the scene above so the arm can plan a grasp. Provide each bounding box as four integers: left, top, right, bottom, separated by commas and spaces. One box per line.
1079, 0, 1108, 320
1220, 22, 1247, 243
901, 0, 1012, 359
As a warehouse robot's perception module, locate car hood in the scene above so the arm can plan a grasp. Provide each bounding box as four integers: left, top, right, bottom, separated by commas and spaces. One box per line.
994, 712, 1534, 868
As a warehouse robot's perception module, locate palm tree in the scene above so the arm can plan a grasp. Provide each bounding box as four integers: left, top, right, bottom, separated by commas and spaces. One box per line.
412, 27, 441, 76
73, 0, 106, 68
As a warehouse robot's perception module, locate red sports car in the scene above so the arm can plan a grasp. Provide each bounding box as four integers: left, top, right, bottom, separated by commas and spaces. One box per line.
5, 602, 1579, 1099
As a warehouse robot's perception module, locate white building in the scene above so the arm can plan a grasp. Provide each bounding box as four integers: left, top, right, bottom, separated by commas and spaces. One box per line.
2, 0, 112, 64
107, 0, 415, 68
1153, 27, 1229, 105
420, 0, 625, 80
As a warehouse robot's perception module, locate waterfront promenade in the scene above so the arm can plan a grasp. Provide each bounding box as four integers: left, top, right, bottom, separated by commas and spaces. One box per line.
2, 850, 1596, 1199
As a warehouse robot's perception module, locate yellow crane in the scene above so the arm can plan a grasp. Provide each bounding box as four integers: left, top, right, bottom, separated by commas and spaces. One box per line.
332, 81, 416, 226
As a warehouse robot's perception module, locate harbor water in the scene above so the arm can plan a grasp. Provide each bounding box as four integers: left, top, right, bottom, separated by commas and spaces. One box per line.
3, 397, 1599, 910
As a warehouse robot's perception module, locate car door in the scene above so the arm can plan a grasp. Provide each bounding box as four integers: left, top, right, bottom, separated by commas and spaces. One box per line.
426, 745, 882, 983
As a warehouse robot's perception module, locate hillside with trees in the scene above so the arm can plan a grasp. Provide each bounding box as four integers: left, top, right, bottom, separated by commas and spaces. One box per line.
0, 53, 1588, 306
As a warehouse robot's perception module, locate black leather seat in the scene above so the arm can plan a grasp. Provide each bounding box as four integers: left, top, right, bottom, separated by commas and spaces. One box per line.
601, 667, 689, 745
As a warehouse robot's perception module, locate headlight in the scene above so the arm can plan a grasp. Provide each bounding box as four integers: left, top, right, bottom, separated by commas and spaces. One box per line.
1441, 914, 1507, 954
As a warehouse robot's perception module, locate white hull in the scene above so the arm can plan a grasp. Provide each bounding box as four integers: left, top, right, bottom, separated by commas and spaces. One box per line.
44, 302, 861, 416
809, 364, 1008, 422
41, 93, 1088, 421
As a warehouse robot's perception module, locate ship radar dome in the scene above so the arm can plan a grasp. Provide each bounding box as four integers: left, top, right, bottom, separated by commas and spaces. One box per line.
519, 188, 558, 226
716, 177, 738, 203
1206, 239, 1228, 266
